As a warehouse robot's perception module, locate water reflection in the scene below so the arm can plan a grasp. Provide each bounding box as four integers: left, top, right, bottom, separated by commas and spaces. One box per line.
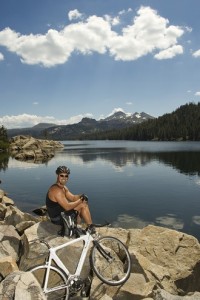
112, 214, 151, 229
7, 158, 41, 169
0, 153, 9, 171
155, 152, 200, 176
2, 144, 200, 176
112, 213, 200, 235
62, 148, 200, 176
113, 213, 185, 231
192, 216, 200, 225
155, 214, 184, 230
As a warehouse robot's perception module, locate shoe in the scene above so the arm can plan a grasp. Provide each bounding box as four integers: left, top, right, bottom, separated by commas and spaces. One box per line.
75, 226, 86, 237
86, 224, 96, 234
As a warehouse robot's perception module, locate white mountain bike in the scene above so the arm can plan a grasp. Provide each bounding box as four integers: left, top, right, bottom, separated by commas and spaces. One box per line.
29, 223, 131, 300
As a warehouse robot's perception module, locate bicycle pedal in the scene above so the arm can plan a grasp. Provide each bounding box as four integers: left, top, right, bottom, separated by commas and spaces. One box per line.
81, 291, 90, 299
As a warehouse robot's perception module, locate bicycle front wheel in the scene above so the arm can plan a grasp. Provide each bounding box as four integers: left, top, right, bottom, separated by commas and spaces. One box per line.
91, 236, 131, 286
30, 265, 69, 300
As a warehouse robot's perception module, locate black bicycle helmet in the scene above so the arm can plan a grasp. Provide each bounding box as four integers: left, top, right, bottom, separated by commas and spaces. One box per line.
56, 166, 70, 175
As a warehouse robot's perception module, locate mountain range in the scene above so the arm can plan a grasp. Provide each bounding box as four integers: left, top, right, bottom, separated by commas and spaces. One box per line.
7, 111, 155, 140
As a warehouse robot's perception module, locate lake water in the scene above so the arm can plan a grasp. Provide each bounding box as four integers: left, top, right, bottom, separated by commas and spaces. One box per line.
1, 140, 200, 240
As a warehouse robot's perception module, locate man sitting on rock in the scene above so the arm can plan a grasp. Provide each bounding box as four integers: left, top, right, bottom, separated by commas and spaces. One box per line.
46, 166, 94, 232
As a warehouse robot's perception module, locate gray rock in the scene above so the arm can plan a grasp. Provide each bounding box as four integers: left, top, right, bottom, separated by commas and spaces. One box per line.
154, 289, 200, 300
16, 221, 36, 235
0, 271, 46, 300
0, 225, 21, 262
2, 195, 14, 206
0, 256, 19, 278
0, 203, 6, 220
9, 135, 64, 162
0, 189, 5, 200
128, 225, 200, 295
4, 205, 38, 227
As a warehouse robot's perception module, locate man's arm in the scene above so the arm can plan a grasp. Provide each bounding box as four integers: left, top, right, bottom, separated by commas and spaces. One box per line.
51, 188, 82, 210
65, 188, 81, 202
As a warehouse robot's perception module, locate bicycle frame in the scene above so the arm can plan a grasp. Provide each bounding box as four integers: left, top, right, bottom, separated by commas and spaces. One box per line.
43, 231, 94, 293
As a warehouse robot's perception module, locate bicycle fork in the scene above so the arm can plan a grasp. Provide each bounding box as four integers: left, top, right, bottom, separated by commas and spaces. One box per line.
93, 240, 113, 263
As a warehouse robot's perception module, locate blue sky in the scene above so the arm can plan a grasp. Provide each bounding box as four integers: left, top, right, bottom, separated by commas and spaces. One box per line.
0, 0, 200, 128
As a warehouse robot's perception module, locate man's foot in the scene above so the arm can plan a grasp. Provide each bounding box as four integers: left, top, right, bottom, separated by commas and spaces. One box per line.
86, 224, 96, 234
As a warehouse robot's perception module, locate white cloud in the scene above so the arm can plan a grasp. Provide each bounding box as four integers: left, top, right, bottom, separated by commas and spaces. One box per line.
65, 113, 93, 125
0, 113, 93, 129
119, 9, 126, 15
33, 102, 39, 105
195, 92, 200, 96
0, 6, 186, 67
193, 49, 200, 57
185, 26, 192, 33
154, 45, 183, 59
0, 52, 4, 61
104, 14, 120, 26
107, 108, 125, 117
105, 107, 132, 118
68, 9, 82, 21
126, 102, 133, 105
108, 6, 184, 61
119, 8, 132, 15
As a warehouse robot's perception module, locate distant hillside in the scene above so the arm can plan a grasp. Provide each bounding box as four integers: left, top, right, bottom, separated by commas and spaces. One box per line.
7, 111, 154, 140
32, 123, 56, 129
82, 102, 200, 141
7, 123, 56, 138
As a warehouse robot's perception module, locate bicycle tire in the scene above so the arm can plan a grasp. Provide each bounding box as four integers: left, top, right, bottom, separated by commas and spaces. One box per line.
91, 236, 131, 286
30, 265, 69, 300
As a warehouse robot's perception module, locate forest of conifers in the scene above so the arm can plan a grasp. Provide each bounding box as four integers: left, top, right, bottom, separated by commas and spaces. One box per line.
80, 102, 200, 141
0, 125, 9, 151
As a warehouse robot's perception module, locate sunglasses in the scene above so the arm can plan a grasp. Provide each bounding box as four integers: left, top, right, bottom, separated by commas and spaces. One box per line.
59, 174, 69, 178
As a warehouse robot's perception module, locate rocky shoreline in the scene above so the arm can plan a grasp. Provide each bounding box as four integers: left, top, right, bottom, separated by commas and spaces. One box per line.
0, 188, 200, 299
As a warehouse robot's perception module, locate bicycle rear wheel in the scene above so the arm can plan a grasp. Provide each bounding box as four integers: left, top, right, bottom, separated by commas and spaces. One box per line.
30, 265, 69, 300
91, 236, 131, 286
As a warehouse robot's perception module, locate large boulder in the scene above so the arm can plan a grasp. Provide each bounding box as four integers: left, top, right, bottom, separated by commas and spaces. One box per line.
90, 226, 200, 300
0, 189, 5, 201
0, 271, 46, 300
9, 135, 64, 162
128, 225, 200, 295
0, 256, 19, 278
4, 205, 38, 228
0, 203, 7, 221
0, 225, 21, 262
154, 289, 200, 300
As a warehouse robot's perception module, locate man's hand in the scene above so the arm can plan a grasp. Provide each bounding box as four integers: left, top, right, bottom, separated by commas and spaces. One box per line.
80, 194, 88, 202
